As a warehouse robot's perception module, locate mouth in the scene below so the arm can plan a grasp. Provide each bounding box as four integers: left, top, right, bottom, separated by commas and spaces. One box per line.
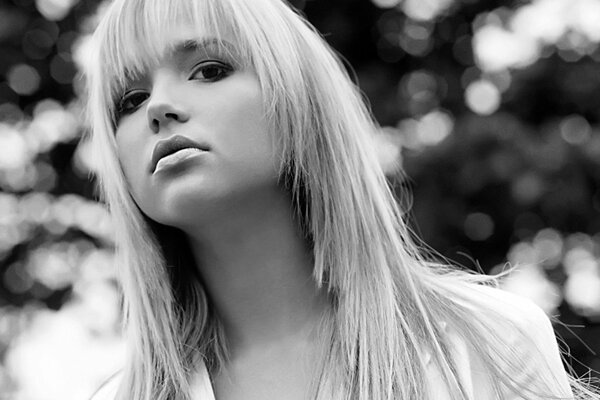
150, 135, 210, 173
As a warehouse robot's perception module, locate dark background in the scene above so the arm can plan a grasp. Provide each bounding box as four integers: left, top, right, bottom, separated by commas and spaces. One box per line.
0, 0, 599, 397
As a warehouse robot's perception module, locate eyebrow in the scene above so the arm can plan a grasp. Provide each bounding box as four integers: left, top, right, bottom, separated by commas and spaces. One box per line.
167, 38, 238, 59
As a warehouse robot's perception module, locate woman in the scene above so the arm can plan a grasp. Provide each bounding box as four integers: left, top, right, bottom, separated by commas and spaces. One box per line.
85, 0, 597, 399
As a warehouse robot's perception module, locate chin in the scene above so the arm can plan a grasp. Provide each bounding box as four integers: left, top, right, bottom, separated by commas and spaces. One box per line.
140, 173, 281, 227
153, 189, 236, 226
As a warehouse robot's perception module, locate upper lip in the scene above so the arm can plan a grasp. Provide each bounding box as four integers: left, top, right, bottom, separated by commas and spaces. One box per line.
150, 135, 210, 173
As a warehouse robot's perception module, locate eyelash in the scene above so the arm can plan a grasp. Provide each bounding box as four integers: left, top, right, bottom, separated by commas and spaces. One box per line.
115, 61, 233, 119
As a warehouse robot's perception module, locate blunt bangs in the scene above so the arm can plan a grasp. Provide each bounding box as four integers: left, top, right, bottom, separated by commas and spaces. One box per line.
93, 0, 256, 126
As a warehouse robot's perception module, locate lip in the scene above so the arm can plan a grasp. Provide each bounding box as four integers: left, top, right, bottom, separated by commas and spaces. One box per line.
150, 135, 210, 173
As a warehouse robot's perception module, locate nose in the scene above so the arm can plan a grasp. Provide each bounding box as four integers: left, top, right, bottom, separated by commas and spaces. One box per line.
146, 75, 190, 133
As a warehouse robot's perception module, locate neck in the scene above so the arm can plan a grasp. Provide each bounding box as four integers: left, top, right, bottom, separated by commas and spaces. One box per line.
182, 187, 330, 356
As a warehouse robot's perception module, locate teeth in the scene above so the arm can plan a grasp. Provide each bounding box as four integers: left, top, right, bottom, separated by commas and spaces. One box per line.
155, 148, 204, 172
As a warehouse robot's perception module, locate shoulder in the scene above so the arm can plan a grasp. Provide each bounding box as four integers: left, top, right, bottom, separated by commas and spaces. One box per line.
470, 285, 552, 332
455, 285, 563, 366
89, 371, 122, 400
442, 285, 573, 397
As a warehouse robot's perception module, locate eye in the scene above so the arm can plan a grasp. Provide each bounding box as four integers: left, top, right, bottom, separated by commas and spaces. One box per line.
116, 90, 150, 117
190, 61, 232, 82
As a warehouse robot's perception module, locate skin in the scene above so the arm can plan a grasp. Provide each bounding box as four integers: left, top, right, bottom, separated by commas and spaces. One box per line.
114, 28, 330, 400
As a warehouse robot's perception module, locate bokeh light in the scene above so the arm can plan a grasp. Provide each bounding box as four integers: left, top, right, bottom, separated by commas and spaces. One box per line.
401, 0, 455, 22
0, 124, 33, 170
465, 79, 501, 115
464, 212, 495, 241
50, 54, 76, 84
5, 303, 124, 400
559, 114, 591, 145
371, 0, 401, 8
474, 0, 600, 72
35, 0, 80, 21
398, 109, 454, 150
7, 64, 41, 96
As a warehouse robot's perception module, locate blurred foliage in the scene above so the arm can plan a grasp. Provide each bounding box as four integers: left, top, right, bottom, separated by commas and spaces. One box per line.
0, 0, 599, 398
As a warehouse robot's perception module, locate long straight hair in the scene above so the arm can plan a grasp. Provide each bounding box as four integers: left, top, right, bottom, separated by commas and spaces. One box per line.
84, 0, 597, 399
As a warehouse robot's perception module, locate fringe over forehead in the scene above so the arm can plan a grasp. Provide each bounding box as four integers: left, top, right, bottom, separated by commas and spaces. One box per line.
92, 0, 273, 122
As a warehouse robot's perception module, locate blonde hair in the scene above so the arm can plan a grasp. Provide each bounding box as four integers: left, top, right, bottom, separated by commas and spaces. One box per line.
84, 0, 598, 399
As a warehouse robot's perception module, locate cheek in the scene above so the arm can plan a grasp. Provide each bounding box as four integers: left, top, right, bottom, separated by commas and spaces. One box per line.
214, 77, 279, 171
115, 118, 149, 198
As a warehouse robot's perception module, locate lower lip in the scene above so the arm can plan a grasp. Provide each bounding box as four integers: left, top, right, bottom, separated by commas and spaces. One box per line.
153, 148, 207, 174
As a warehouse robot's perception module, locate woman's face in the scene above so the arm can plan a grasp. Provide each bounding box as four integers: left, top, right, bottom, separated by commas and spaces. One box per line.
113, 30, 280, 228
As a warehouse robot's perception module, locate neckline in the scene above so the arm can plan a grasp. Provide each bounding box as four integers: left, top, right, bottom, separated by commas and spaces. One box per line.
190, 336, 440, 400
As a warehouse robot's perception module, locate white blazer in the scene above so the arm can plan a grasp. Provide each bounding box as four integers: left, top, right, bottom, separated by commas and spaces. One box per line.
91, 288, 574, 400
423, 287, 573, 399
